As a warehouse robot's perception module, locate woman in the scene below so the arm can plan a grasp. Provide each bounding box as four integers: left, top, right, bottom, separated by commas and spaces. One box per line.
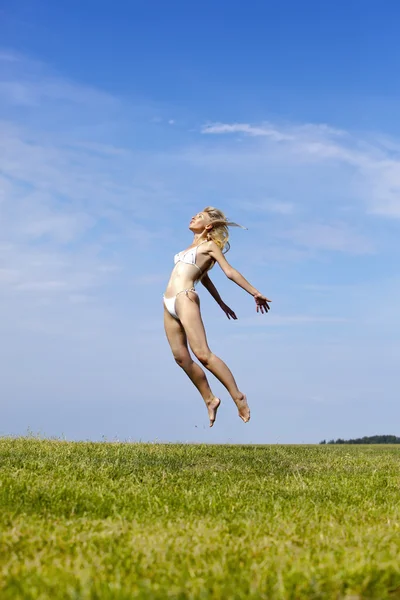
163, 207, 271, 427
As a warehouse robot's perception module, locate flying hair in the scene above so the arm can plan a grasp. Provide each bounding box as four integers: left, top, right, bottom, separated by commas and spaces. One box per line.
202, 206, 247, 254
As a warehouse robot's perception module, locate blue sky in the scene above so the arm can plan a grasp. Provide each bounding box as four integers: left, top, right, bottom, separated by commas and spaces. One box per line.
1, 1, 400, 443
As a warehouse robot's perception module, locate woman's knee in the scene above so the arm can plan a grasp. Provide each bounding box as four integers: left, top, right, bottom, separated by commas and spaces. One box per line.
173, 350, 191, 368
193, 347, 212, 367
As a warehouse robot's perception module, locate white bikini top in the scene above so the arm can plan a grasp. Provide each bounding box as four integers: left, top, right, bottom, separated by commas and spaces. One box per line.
174, 240, 208, 273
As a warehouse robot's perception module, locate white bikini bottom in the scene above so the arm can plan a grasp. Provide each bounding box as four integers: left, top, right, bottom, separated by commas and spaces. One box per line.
163, 287, 196, 321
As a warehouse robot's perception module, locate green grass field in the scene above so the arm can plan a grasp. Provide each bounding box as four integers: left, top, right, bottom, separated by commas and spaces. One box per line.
1, 438, 400, 600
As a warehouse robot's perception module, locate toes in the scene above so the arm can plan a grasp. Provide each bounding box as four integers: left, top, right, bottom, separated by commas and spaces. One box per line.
239, 413, 250, 423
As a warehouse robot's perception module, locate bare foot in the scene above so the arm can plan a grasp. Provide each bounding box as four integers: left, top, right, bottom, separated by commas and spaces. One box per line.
236, 394, 250, 423
206, 397, 221, 427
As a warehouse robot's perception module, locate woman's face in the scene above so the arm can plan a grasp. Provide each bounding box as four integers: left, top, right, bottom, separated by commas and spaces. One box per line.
189, 211, 212, 233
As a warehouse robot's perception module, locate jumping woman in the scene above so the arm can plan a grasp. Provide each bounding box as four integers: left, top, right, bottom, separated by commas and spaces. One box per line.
163, 207, 271, 427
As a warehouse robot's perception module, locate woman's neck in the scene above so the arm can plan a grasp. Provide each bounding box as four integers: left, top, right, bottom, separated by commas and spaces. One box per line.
192, 232, 207, 244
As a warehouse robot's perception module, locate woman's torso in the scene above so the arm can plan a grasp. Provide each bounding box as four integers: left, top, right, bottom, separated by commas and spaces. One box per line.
164, 242, 214, 296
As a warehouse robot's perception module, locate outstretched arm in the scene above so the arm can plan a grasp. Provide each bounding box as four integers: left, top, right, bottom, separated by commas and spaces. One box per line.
208, 242, 271, 314
201, 273, 237, 320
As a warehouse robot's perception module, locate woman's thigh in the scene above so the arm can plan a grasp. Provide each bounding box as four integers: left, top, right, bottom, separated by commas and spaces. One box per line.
175, 292, 210, 357
164, 306, 190, 361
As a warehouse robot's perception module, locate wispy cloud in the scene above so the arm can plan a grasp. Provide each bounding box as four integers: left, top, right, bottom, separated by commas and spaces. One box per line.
201, 120, 400, 219
0, 50, 117, 109
202, 122, 295, 141
0, 77, 118, 108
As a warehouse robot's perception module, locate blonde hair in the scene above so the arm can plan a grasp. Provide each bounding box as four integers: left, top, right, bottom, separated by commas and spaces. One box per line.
202, 206, 247, 253
203, 206, 230, 253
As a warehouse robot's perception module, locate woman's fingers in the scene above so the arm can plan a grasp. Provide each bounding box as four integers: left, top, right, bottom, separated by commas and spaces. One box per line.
255, 297, 271, 314
223, 305, 237, 320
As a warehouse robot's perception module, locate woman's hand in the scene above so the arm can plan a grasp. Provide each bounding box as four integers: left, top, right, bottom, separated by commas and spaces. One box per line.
220, 302, 237, 320
254, 293, 271, 314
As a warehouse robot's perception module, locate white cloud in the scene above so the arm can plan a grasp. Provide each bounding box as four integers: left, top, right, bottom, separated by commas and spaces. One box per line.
201, 120, 400, 219
202, 122, 294, 142
202, 121, 346, 140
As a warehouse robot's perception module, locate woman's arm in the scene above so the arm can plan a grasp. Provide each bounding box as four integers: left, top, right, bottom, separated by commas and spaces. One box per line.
201, 273, 237, 320
207, 241, 271, 314
200, 272, 223, 306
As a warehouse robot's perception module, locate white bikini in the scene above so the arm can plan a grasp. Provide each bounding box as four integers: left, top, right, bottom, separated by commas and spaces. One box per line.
163, 241, 209, 320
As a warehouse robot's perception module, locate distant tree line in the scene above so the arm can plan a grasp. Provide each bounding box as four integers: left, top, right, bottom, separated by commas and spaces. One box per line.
319, 435, 400, 445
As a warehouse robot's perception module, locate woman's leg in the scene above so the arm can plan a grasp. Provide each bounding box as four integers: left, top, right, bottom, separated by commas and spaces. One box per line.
163, 306, 220, 426
175, 292, 250, 422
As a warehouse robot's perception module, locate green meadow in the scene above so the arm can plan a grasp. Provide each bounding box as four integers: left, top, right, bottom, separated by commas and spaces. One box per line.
1, 438, 400, 599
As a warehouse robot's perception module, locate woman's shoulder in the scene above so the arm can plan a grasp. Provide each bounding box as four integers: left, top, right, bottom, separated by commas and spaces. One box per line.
206, 240, 223, 254
198, 239, 214, 252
